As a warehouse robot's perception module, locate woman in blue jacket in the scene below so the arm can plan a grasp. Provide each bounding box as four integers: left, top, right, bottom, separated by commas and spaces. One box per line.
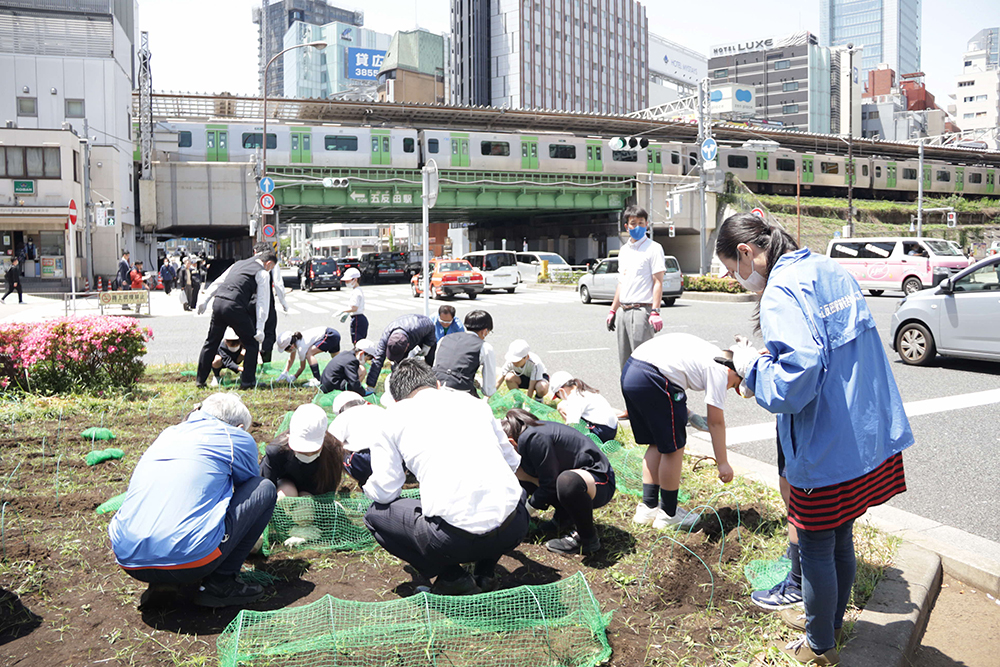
716, 213, 913, 666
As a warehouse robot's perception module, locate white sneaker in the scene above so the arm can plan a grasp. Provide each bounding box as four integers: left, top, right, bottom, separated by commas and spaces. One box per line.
688, 413, 709, 432
209, 376, 219, 387
632, 503, 660, 526
652, 507, 701, 530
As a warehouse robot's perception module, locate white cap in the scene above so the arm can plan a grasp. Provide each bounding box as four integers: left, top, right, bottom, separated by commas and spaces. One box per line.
548, 371, 572, 394
288, 404, 328, 454
223, 327, 239, 341
277, 331, 294, 351
355, 338, 377, 357
332, 391, 364, 414
504, 339, 531, 364
343, 267, 361, 281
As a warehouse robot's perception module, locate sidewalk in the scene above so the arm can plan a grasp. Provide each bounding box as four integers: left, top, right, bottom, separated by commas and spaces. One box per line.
0, 289, 191, 324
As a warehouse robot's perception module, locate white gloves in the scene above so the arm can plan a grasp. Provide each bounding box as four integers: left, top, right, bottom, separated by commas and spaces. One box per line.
305, 378, 321, 388
283, 304, 289, 313
730, 337, 758, 380
276, 372, 292, 383
196, 302, 207, 315
254, 330, 265, 344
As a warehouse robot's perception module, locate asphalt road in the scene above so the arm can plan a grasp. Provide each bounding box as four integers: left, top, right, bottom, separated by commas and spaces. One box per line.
145, 281, 1000, 544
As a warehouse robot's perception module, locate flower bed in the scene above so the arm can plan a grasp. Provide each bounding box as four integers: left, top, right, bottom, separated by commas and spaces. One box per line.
682, 274, 746, 294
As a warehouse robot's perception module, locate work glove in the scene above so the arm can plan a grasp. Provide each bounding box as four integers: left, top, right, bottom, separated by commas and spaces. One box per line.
648, 312, 663, 333
276, 372, 292, 383
254, 330, 265, 344
606, 309, 617, 332
282, 304, 289, 313
305, 378, 321, 388
339, 312, 350, 323
196, 301, 207, 315
730, 337, 758, 380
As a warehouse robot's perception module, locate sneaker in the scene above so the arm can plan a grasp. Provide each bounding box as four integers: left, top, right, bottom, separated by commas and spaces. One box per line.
779, 608, 847, 643
546, 531, 601, 555
209, 375, 219, 387
778, 635, 840, 665
632, 502, 659, 526
474, 575, 499, 593
751, 579, 804, 610
194, 574, 264, 608
138, 583, 179, 610
652, 506, 701, 530
305, 378, 321, 388
431, 573, 481, 596
688, 413, 709, 432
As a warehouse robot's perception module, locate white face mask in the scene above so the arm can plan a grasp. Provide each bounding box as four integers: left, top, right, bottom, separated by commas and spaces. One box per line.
295, 451, 320, 464
735, 249, 767, 293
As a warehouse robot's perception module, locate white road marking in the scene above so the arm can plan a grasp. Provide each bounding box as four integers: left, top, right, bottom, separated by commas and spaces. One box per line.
546, 347, 612, 354
294, 302, 328, 314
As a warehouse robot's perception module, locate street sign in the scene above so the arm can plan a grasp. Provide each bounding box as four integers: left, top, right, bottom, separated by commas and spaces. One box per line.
259, 177, 275, 194
700, 138, 718, 162
68, 199, 78, 225
260, 193, 275, 210
13, 180, 34, 195
751, 207, 765, 219
423, 161, 439, 209
262, 223, 276, 238
947, 211, 957, 227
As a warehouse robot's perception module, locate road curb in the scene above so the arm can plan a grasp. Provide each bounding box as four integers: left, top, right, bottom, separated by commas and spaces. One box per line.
680, 291, 757, 303
527, 283, 577, 291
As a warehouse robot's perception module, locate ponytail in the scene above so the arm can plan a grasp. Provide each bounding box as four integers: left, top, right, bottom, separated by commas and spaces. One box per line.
715, 212, 798, 281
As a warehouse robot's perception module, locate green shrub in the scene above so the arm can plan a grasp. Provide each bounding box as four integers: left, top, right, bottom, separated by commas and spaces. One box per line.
682, 274, 746, 293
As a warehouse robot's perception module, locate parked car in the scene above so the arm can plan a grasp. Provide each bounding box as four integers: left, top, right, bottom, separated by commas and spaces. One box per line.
827, 236, 971, 296
890, 254, 1000, 366
515, 251, 571, 282
577, 255, 684, 306
411, 258, 485, 299
462, 250, 519, 293
360, 252, 408, 284
337, 256, 360, 279
297, 256, 341, 292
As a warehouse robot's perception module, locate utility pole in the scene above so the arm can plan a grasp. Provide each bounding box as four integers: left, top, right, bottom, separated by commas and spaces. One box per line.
917, 140, 924, 237
82, 118, 94, 286
846, 43, 855, 237
697, 77, 711, 275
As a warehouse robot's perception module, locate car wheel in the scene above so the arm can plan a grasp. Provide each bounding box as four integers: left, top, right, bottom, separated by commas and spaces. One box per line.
896, 322, 936, 366
336, 284, 341, 291
869, 290, 884, 296
468, 292, 477, 299
662, 297, 676, 307
580, 285, 591, 304
506, 287, 516, 294
902, 277, 923, 295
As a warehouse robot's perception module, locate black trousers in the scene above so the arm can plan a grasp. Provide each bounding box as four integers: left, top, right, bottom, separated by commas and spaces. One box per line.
197, 298, 260, 388
161, 278, 173, 295
260, 301, 277, 363
186, 282, 201, 309
364, 494, 528, 580
2, 281, 21, 302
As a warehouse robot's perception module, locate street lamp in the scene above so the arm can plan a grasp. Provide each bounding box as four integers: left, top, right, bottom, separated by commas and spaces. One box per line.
846, 43, 856, 236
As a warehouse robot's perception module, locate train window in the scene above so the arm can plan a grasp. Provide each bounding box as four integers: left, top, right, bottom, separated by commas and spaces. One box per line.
875, 166, 882, 178
727, 155, 749, 169
428, 139, 439, 153
612, 150, 637, 162
671, 152, 679, 164
776, 158, 795, 172
481, 141, 510, 156
902, 168, 917, 180
862, 165, 868, 176
969, 172, 983, 184
829, 243, 863, 259
820, 162, 839, 174
549, 144, 576, 159
325, 136, 358, 151
177, 131, 192, 148
936, 170, 951, 182
241, 133, 277, 149
403, 138, 415, 153
452, 141, 459, 155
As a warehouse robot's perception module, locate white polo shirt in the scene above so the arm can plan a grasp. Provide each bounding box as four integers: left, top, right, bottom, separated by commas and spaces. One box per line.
631, 333, 730, 410
617, 235, 666, 305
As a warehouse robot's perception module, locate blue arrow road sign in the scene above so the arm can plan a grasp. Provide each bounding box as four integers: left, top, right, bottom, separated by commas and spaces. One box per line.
259, 177, 275, 194
701, 138, 718, 162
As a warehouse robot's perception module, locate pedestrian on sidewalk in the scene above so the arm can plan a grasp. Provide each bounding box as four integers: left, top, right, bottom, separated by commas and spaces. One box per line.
276, 326, 342, 387
716, 212, 913, 665
159, 258, 177, 295
180, 258, 200, 311
129, 261, 145, 290
115, 250, 131, 291
501, 408, 615, 556
2, 256, 22, 304
546, 371, 619, 442
337, 268, 367, 344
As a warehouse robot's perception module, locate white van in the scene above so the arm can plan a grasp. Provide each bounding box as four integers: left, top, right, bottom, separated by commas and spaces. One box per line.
462, 250, 519, 293
826, 237, 972, 295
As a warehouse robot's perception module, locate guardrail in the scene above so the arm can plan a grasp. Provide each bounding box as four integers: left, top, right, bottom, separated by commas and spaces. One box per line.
64, 290, 151, 316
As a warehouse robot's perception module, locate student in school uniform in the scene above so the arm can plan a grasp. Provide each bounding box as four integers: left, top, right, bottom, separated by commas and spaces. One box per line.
497, 339, 550, 399
319, 338, 377, 396
328, 390, 385, 488
432, 309, 495, 398
337, 268, 368, 344
547, 371, 619, 442
276, 326, 343, 387
209, 328, 245, 387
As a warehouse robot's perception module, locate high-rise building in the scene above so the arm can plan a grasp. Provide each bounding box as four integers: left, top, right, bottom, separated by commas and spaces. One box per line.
968, 28, 999, 71
376, 30, 453, 105
453, 0, 648, 114
819, 0, 921, 81
282, 21, 390, 99
953, 40, 1000, 139
253, 0, 364, 97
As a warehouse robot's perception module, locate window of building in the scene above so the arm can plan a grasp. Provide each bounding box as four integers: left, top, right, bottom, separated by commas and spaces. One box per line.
782, 81, 799, 92
242, 133, 277, 149
965, 60, 973, 66
869, 110, 880, 119
902, 168, 917, 180
727, 154, 749, 169
177, 131, 192, 148
774, 60, 790, 70
713, 68, 728, 79
403, 138, 415, 153
427, 138, 439, 153
783, 104, 799, 114
976, 95, 989, 101
481, 141, 510, 156
936, 170, 951, 182
548, 144, 576, 159
969, 172, 983, 184
958, 80, 975, 87
324, 135, 358, 151
611, 149, 637, 162
776, 158, 796, 172
73, 149, 80, 182
820, 161, 839, 174
16, 97, 36, 116
976, 111, 987, 117
64, 99, 85, 118
963, 112, 976, 119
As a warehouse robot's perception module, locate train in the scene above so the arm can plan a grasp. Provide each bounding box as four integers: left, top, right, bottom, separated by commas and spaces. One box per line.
145, 121, 999, 199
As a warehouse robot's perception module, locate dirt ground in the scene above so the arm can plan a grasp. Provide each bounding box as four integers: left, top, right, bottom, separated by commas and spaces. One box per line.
914, 573, 1000, 667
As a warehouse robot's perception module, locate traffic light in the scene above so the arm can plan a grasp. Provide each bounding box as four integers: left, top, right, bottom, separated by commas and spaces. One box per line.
322, 177, 350, 188
608, 137, 649, 150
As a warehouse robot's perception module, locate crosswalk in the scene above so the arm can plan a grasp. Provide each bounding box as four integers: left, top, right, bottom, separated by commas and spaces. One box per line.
281, 285, 581, 316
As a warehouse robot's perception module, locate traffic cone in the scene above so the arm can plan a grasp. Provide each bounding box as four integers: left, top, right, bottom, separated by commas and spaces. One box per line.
84, 277, 90, 294
97, 276, 103, 291
157, 274, 163, 290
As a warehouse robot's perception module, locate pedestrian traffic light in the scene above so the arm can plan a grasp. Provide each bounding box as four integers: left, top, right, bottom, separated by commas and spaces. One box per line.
608, 137, 650, 150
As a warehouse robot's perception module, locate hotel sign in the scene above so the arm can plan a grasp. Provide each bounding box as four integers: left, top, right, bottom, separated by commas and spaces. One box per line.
712, 38, 775, 57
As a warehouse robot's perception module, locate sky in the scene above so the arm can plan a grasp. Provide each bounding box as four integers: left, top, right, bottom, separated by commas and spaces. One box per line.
139, 0, 998, 107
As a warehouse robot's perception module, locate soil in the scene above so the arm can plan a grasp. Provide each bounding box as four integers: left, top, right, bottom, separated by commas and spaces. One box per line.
913, 573, 1000, 667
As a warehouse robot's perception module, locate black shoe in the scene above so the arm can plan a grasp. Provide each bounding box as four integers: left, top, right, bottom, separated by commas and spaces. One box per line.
195, 382, 207, 389
193, 574, 264, 608
474, 575, 499, 593
238, 383, 257, 390
138, 583, 180, 610
431, 573, 481, 596
545, 531, 601, 555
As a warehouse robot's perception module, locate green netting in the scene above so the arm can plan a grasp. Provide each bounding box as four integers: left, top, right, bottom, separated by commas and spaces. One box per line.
216, 570, 611, 667
180, 370, 197, 377
275, 411, 294, 435
488, 389, 564, 422
81, 427, 115, 440
84, 448, 125, 466
95, 492, 127, 515
313, 389, 383, 410
261, 489, 422, 555
744, 557, 792, 591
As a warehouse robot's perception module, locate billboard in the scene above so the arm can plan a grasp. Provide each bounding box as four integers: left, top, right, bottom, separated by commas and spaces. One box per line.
648, 35, 707, 86
710, 84, 755, 116
348, 47, 387, 80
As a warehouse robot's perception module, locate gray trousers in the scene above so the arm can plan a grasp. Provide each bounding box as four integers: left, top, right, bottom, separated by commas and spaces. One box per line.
616, 305, 654, 369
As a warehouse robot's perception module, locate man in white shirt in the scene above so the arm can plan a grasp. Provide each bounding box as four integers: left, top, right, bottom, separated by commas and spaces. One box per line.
364, 359, 528, 595
607, 206, 667, 369
251, 242, 289, 363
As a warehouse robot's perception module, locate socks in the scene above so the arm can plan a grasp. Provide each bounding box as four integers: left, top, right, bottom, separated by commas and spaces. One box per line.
555, 471, 595, 541
787, 542, 802, 588
310, 363, 321, 380
642, 483, 659, 508
658, 488, 679, 517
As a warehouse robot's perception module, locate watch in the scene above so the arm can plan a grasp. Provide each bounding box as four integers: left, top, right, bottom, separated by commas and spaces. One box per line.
651, 309, 660, 314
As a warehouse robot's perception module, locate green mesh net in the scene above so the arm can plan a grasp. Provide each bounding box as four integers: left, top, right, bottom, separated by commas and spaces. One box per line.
488, 390, 564, 422
744, 557, 792, 591
95, 492, 127, 515
84, 448, 125, 466
81, 427, 115, 441
216, 571, 611, 667
261, 489, 421, 555
314, 389, 382, 410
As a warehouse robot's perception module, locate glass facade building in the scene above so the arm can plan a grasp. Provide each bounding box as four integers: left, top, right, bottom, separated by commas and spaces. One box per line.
820, 0, 921, 83
968, 28, 999, 71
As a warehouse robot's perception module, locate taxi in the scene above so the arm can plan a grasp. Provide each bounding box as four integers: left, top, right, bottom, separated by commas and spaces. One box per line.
411, 258, 485, 299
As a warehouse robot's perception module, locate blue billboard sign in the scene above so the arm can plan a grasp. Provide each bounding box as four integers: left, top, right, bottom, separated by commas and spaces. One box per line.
348, 47, 387, 80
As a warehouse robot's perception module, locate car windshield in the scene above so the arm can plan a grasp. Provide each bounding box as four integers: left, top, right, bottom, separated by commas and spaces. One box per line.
924, 240, 962, 256
313, 260, 335, 274
536, 253, 568, 264
438, 261, 471, 272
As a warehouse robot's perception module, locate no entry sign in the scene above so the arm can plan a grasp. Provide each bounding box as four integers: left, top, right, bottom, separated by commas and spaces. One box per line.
68, 199, 78, 225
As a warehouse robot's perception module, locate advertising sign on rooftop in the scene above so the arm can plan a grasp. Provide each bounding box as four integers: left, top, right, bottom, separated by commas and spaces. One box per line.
348, 47, 387, 81
710, 84, 755, 116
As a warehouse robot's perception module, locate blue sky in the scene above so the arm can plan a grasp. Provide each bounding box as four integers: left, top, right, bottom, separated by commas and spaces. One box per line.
140, 0, 996, 108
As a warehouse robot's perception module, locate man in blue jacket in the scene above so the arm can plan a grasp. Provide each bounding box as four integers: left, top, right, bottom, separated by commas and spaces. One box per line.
108, 393, 277, 609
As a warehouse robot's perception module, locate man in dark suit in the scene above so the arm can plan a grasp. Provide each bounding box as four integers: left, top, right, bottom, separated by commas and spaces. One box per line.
2, 257, 22, 304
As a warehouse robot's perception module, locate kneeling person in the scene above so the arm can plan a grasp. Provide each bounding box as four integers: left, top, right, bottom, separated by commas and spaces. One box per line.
364, 359, 528, 595
328, 391, 385, 487
210, 328, 245, 387
320, 338, 377, 395
432, 309, 496, 398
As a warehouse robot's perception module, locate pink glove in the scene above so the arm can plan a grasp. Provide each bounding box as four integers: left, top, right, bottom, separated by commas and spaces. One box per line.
648, 312, 663, 333
606, 309, 616, 332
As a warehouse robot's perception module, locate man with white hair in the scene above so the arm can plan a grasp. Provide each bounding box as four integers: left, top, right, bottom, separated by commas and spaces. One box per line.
108, 393, 277, 609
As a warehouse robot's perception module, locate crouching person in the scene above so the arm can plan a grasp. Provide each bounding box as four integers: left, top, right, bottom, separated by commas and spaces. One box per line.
108, 393, 276, 609
364, 359, 528, 595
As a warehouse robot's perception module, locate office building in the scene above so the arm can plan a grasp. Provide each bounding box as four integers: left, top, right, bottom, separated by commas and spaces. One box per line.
453, 0, 648, 114
254, 0, 363, 97
377, 29, 453, 104
282, 20, 391, 99
953, 41, 1000, 139
968, 28, 998, 71
860, 67, 946, 140
820, 0, 921, 81
0, 0, 141, 284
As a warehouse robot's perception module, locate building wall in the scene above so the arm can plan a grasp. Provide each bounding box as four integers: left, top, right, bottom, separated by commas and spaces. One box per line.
968, 28, 999, 71
820, 0, 921, 81
378, 69, 445, 104
954, 49, 1000, 134
282, 20, 390, 99
453, 0, 492, 106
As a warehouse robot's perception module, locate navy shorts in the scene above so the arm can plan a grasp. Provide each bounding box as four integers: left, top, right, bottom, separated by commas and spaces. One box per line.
343, 449, 372, 486
591, 467, 616, 509
585, 420, 618, 443
350, 314, 369, 345
620, 357, 687, 454
516, 372, 549, 390
316, 327, 342, 355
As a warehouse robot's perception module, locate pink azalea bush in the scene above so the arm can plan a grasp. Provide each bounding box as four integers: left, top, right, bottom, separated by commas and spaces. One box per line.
0, 316, 152, 394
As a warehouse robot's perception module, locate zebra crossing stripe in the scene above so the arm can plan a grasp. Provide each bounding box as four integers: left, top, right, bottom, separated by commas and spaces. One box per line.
294, 302, 328, 314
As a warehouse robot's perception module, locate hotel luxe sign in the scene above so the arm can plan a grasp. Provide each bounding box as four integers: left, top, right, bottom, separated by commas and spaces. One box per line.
712, 38, 775, 57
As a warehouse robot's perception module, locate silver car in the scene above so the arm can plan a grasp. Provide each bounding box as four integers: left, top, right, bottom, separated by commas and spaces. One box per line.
578, 255, 684, 306
890, 254, 1000, 365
